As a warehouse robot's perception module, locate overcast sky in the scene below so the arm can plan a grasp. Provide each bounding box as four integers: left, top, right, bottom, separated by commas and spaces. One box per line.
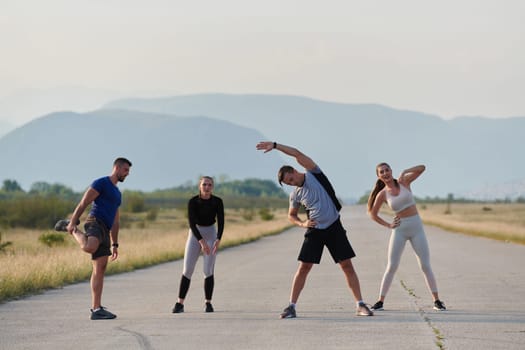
1, 0, 524, 125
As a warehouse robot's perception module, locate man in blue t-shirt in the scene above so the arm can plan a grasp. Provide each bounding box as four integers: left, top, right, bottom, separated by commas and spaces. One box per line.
56, 157, 132, 320
256, 141, 373, 318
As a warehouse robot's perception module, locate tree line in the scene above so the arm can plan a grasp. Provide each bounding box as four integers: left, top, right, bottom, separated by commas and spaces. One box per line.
356, 191, 525, 205
0, 178, 289, 229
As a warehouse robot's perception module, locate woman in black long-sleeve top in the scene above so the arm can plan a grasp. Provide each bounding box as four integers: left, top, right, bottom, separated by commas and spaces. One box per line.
172, 176, 224, 314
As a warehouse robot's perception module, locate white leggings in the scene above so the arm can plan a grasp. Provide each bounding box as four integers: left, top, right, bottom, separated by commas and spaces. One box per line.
379, 214, 438, 298
182, 225, 217, 278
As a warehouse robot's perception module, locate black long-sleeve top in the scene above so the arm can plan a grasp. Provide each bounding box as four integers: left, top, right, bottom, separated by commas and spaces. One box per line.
188, 194, 224, 240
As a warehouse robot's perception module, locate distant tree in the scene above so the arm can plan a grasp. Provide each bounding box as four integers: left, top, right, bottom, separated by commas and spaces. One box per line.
123, 192, 146, 213
29, 182, 52, 193
215, 178, 287, 197
29, 182, 76, 198
2, 179, 24, 192
445, 193, 454, 214
357, 191, 370, 205
0, 196, 72, 229
141, 178, 288, 209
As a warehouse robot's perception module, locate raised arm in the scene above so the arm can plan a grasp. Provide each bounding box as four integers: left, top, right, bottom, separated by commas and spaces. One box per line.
256, 141, 316, 171
398, 165, 426, 188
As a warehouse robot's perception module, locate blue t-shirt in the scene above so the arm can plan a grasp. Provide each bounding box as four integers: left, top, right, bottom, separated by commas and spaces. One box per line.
290, 166, 339, 229
89, 176, 121, 229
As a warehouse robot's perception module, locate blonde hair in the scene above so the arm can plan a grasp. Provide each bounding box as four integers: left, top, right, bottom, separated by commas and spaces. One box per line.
199, 176, 214, 184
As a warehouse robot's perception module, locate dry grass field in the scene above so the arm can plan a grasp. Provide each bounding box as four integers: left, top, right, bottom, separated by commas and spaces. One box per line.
2, 203, 523, 303
0, 208, 292, 303
418, 202, 525, 244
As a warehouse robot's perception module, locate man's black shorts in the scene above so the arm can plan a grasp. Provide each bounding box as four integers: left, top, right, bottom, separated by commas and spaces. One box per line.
84, 215, 111, 260
298, 217, 356, 264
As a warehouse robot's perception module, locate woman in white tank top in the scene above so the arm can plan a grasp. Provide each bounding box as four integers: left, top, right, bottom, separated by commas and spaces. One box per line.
366, 163, 446, 312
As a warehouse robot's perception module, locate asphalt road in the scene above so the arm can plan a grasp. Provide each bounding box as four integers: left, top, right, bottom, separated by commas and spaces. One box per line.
1, 206, 524, 350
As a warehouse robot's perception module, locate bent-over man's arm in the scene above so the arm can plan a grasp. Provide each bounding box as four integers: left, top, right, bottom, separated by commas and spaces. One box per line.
256, 141, 316, 171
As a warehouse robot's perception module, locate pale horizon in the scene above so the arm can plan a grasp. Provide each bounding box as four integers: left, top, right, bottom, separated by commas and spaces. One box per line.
2, 0, 524, 126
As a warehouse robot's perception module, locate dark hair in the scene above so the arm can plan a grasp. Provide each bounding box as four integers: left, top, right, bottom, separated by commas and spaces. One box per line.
278, 165, 294, 186
114, 157, 132, 167
367, 162, 398, 212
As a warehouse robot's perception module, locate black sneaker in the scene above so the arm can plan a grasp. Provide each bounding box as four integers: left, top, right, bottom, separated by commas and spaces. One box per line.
172, 302, 184, 313
205, 302, 214, 313
370, 301, 384, 311
54, 219, 80, 232
433, 300, 446, 311
279, 305, 296, 319
90, 306, 117, 320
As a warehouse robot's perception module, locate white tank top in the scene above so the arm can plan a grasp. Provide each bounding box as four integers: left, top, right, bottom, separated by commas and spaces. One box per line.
385, 184, 416, 213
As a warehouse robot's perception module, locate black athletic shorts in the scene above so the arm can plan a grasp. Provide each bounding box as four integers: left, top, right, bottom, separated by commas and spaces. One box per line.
298, 217, 356, 264
84, 215, 111, 260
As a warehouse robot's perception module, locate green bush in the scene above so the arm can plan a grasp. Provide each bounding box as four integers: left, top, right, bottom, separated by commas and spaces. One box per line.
0, 196, 72, 229
38, 232, 66, 247
258, 208, 274, 221
0, 232, 13, 253
123, 193, 146, 213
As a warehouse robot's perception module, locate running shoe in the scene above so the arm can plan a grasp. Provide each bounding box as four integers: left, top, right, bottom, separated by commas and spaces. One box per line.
433, 300, 446, 311
279, 305, 296, 319
90, 306, 117, 320
205, 302, 214, 313
172, 302, 184, 313
54, 219, 80, 232
356, 303, 374, 316
370, 301, 384, 311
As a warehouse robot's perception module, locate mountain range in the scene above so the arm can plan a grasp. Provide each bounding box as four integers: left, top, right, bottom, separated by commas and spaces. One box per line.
104, 94, 525, 200
0, 109, 284, 194
1, 93, 524, 201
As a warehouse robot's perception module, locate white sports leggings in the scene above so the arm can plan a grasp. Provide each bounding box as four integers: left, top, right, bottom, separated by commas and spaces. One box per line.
182, 225, 217, 278
379, 214, 438, 297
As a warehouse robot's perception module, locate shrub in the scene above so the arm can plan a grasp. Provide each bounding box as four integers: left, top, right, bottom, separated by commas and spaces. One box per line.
38, 232, 66, 247
258, 208, 274, 221
0, 232, 13, 253
0, 196, 72, 229
124, 193, 146, 213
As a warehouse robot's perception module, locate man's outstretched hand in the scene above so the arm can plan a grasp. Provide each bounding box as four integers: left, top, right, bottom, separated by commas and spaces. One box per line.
256, 141, 275, 153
